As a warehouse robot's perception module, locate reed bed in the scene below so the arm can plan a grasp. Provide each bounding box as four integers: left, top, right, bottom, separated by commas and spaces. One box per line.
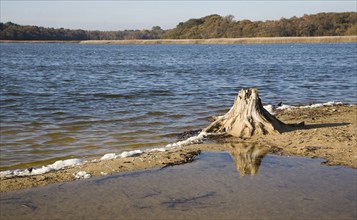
80, 36, 357, 44
1, 36, 355, 44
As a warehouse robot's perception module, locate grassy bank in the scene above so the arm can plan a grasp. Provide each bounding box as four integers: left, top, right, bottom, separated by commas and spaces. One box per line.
79, 36, 357, 44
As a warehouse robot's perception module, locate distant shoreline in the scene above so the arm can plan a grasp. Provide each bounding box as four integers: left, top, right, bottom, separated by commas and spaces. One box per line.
80, 36, 357, 44
0, 40, 80, 44
1, 36, 356, 44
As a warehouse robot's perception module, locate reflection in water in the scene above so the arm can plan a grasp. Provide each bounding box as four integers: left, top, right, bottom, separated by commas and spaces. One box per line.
1, 152, 356, 219
226, 143, 268, 176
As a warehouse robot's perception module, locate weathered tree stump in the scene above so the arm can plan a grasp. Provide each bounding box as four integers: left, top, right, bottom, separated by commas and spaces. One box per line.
203, 88, 289, 137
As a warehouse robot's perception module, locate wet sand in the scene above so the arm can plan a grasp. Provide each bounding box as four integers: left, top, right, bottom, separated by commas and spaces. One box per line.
1, 104, 356, 193
1, 152, 356, 219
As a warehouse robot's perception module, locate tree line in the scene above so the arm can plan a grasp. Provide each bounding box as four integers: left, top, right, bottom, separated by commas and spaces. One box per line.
163, 12, 356, 39
0, 22, 164, 40
0, 12, 356, 41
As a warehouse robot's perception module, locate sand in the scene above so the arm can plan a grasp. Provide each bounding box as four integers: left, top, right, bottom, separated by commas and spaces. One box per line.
0, 104, 356, 193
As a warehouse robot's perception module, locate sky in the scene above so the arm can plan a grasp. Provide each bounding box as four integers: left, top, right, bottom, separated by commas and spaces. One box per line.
1, 1, 356, 31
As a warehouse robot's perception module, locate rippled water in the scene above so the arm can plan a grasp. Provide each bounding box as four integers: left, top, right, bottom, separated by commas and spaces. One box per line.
1, 43, 356, 170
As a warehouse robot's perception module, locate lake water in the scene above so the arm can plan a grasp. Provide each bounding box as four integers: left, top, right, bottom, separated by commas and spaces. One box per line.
0, 152, 356, 219
1, 43, 356, 170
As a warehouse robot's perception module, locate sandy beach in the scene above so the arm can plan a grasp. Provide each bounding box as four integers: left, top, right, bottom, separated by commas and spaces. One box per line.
1, 104, 356, 193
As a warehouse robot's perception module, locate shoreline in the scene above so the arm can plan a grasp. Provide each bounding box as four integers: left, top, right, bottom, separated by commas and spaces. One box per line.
0, 104, 356, 193
1, 36, 356, 44
0, 40, 80, 44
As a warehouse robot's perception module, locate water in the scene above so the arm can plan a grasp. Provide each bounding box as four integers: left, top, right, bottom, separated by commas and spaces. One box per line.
1, 43, 356, 170
0, 152, 356, 219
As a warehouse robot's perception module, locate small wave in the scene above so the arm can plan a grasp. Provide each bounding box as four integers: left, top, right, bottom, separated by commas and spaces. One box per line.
168, 114, 187, 119
146, 111, 165, 116
0, 131, 210, 178
43, 137, 76, 145
276, 101, 344, 110
0, 98, 17, 103
147, 121, 162, 125
147, 89, 173, 97
93, 93, 134, 99
92, 89, 173, 100
263, 101, 346, 114
165, 131, 208, 148
43, 132, 66, 138
101, 131, 209, 161
53, 111, 66, 115
177, 129, 202, 140
0, 129, 21, 135
100, 150, 143, 161
2, 92, 22, 97
0, 158, 82, 179
113, 130, 156, 137
83, 145, 98, 150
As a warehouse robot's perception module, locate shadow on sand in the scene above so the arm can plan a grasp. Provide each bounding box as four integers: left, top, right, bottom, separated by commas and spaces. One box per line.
284, 122, 350, 133
300, 122, 350, 129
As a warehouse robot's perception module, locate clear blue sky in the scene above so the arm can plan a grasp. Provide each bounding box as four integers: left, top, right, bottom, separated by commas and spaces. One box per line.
1, 1, 356, 31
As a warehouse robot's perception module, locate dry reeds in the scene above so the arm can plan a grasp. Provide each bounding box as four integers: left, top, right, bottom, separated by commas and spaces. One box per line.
79, 36, 357, 45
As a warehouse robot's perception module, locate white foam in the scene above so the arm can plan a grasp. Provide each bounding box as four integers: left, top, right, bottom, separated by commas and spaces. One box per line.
148, 147, 166, 152
99, 132, 207, 164
99, 132, 207, 162
73, 171, 91, 179
0, 171, 13, 179
0, 158, 82, 179
0, 130, 215, 179
165, 131, 208, 148
100, 153, 117, 161
120, 150, 143, 158
300, 101, 343, 108
276, 101, 344, 110
100, 149, 143, 161
0, 132, 218, 179
276, 104, 293, 110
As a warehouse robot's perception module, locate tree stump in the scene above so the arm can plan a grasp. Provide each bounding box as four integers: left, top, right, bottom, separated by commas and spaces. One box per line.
203, 88, 288, 137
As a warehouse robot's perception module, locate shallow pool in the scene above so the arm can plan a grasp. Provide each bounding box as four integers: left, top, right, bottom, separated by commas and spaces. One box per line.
0, 151, 356, 219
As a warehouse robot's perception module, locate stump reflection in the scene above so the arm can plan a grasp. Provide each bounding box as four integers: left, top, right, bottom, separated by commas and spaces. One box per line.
226, 143, 268, 176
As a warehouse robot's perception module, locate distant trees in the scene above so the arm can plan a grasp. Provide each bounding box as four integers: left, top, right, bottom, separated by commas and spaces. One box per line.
163, 12, 357, 39
0, 22, 165, 40
0, 22, 88, 40
0, 12, 356, 41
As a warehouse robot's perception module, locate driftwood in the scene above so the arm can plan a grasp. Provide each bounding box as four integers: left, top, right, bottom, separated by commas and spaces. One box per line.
203, 88, 290, 137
